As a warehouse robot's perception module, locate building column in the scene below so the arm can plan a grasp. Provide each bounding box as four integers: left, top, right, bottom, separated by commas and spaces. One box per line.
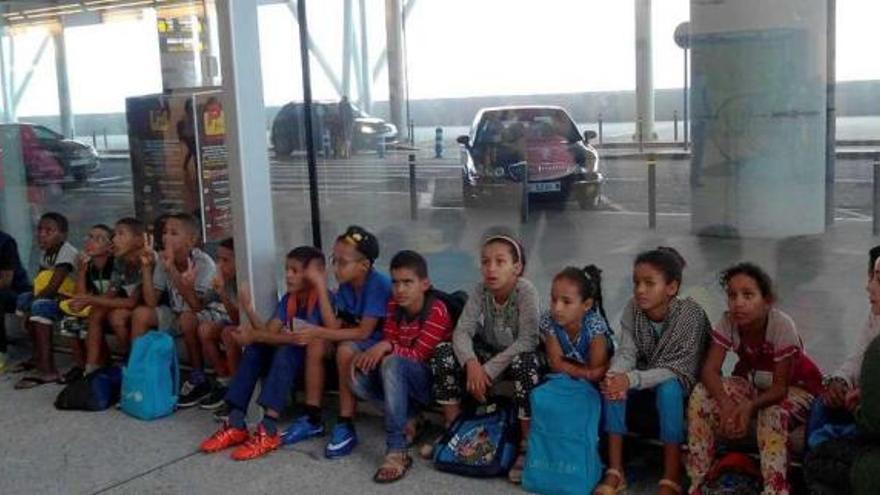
385, 0, 407, 137
215, 0, 278, 316
53, 28, 74, 138
635, 0, 655, 142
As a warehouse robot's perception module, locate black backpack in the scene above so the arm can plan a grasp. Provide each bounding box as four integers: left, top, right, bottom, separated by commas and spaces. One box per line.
54, 366, 122, 411
394, 288, 468, 327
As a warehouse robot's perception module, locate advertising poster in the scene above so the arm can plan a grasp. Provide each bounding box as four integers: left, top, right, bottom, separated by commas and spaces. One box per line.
126, 90, 231, 243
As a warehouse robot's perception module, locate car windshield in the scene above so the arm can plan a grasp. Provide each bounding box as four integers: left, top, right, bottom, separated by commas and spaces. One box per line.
474, 109, 580, 146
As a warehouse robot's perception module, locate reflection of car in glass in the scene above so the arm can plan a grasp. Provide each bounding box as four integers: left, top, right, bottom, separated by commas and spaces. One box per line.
271, 101, 398, 156
457, 106, 603, 209
0, 123, 100, 185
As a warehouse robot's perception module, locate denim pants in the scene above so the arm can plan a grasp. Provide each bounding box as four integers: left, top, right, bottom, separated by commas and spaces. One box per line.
225, 343, 304, 414
604, 378, 685, 444
351, 354, 433, 452
16, 292, 60, 324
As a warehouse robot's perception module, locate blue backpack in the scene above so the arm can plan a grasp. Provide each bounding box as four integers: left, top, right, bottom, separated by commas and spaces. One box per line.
433, 398, 519, 477
121, 332, 179, 420
523, 374, 603, 495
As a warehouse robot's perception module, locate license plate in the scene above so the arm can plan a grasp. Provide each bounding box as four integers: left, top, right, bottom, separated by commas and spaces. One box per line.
528, 181, 561, 193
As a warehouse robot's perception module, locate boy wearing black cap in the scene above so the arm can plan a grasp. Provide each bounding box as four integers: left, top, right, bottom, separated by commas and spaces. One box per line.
283, 225, 392, 459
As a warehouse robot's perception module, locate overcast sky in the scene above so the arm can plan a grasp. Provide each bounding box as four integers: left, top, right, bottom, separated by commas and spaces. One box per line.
6, 0, 880, 116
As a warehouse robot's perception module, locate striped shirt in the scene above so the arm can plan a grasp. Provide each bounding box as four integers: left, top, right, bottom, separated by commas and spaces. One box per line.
382, 298, 453, 362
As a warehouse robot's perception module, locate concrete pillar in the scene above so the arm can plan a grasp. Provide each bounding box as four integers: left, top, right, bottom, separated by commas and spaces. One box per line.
342, 0, 353, 98
689, 0, 828, 237
215, 0, 278, 316
0, 24, 12, 123
358, 0, 371, 112
385, 0, 407, 137
635, 0, 655, 142
53, 29, 74, 138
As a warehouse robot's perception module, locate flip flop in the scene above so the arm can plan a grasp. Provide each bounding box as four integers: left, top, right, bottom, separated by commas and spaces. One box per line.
14, 373, 59, 390
9, 361, 35, 374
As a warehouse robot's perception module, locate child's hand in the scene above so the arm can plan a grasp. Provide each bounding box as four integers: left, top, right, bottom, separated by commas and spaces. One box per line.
159, 245, 175, 273
465, 360, 492, 403
290, 326, 320, 346
354, 342, 390, 373
718, 397, 738, 438
232, 323, 257, 346
845, 387, 862, 412
304, 264, 326, 288
69, 295, 92, 312
600, 372, 630, 398
77, 253, 91, 270
728, 400, 753, 439
822, 378, 849, 409
211, 272, 225, 293
140, 235, 156, 268
179, 258, 196, 288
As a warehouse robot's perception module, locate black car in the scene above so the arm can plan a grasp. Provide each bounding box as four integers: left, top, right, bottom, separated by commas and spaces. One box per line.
271, 101, 398, 156
457, 106, 603, 209
0, 123, 100, 185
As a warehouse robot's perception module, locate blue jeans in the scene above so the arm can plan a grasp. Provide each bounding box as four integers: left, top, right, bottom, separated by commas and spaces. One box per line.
16, 292, 60, 324
225, 343, 304, 414
351, 354, 433, 452
604, 378, 685, 444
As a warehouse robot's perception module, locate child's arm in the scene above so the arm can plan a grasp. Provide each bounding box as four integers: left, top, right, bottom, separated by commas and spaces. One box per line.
141, 248, 161, 308
168, 258, 205, 311
545, 334, 583, 377
35, 266, 71, 299
299, 316, 380, 343
545, 335, 608, 381
750, 357, 793, 410
212, 274, 240, 324
84, 287, 140, 310
305, 266, 340, 329
74, 256, 89, 296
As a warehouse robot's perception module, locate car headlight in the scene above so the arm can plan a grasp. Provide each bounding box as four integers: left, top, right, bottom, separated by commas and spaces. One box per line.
360, 125, 376, 134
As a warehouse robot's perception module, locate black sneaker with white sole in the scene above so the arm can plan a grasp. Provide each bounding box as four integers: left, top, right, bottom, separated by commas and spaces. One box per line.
212, 403, 231, 423
199, 384, 228, 411
177, 379, 212, 408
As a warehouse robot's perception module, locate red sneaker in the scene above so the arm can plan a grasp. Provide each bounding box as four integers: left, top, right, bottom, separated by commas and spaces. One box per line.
200, 424, 249, 453
230, 424, 282, 461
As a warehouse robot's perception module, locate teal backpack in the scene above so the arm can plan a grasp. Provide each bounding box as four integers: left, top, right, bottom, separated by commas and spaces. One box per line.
523, 374, 603, 495
121, 332, 179, 420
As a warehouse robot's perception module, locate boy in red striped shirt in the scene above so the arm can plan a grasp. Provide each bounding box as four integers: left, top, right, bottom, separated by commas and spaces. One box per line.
351, 250, 453, 483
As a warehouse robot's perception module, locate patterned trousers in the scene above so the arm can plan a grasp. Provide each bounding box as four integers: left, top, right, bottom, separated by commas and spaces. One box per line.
429, 342, 541, 419
685, 376, 813, 495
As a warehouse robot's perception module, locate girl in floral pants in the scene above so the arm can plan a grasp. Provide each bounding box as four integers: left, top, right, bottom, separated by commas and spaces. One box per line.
686, 263, 822, 495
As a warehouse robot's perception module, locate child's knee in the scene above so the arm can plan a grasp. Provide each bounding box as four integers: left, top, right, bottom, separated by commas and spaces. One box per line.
656, 379, 685, 408
196, 321, 215, 342
336, 342, 357, 364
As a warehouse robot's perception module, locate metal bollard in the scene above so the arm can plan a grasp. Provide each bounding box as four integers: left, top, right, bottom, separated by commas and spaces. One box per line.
637, 118, 644, 153
673, 111, 679, 142
377, 136, 386, 158
322, 129, 331, 158
434, 127, 443, 158
648, 155, 657, 229
92, 130, 97, 148
598, 113, 604, 145
409, 120, 415, 146
874, 157, 880, 236
409, 153, 418, 220
520, 162, 530, 224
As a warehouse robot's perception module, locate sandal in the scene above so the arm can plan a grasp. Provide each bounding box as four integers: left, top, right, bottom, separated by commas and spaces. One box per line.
373, 452, 413, 484
9, 361, 35, 374
593, 468, 627, 495
658, 479, 682, 494
14, 372, 60, 390
508, 451, 526, 484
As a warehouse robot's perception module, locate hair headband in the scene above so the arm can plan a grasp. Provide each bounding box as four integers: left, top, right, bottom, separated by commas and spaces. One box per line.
484, 235, 522, 264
